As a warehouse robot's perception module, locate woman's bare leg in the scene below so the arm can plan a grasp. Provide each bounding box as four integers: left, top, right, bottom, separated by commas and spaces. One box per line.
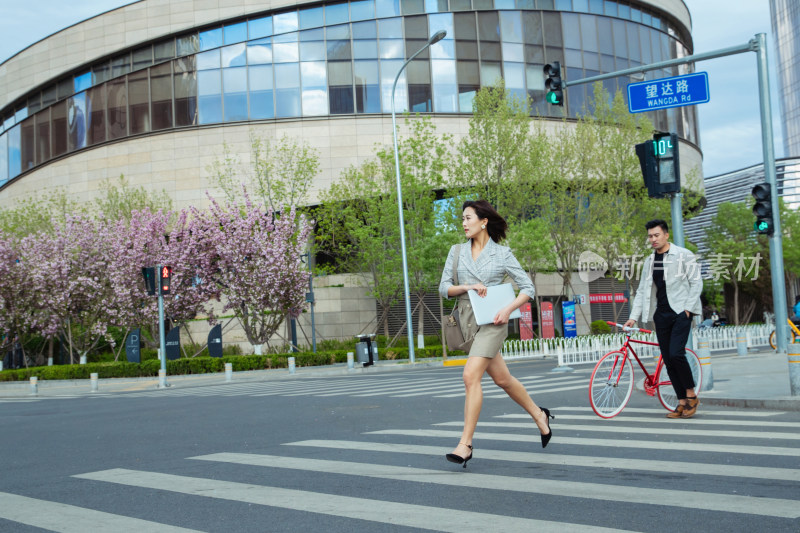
486, 354, 550, 434
450, 356, 492, 458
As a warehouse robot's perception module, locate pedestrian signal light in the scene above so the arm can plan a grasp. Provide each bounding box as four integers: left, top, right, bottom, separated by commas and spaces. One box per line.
160, 265, 172, 295
141, 267, 156, 296
543, 62, 563, 106
752, 182, 774, 235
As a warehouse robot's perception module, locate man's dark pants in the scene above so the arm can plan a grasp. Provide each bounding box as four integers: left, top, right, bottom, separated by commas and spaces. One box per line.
653, 308, 695, 400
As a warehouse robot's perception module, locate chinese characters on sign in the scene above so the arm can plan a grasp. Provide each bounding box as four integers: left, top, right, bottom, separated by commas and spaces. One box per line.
627, 72, 710, 113
611, 253, 761, 282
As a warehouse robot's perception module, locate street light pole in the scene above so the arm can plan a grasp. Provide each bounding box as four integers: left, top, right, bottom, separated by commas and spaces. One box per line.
391, 29, 446, 364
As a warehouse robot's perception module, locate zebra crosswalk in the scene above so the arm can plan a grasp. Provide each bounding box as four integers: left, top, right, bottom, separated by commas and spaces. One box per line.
1, 406, 798, 532
0, 368, 595, 402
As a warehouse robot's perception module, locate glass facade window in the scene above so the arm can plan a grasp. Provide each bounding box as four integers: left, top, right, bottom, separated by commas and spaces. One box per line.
351, 0, 376, 21
249, 65, 275, 119
301, 62, 329, 116
35, 109, 50, 165
329, 61, 355, 114
20, 118, 34, 172
155, 40, 175, 63
354, 60, 380, 112
0, 4, 699, 182
87, 85, 106, 145
326, 2, 351, 25
224, 22, 248, 44
74, 72, 92, 93
223, 67, 249, 121
300, 6, 324, 29
246, 39, 272, 67
376, 0, 401, 17
67, 92, 88, 151
150, 63, 173, 130
174, 57, 197, 127
133, 46, 153, 71
274, 11, 299, 34
249, 16, 273, 39
0, 132, 7, 184
128, 71, 150, 134
51, 101, 67, 157
275, 63, 301, 118
200, 28, 223, 51
198, 69, 223, 124
107, 78, 128, 140
7, 126, 20, 179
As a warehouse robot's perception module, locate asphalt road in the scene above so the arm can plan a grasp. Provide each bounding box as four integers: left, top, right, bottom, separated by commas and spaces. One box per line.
1, 359, 798, 532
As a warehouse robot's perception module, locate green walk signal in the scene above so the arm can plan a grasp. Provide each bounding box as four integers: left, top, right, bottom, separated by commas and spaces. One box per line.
543, 62, 564, 107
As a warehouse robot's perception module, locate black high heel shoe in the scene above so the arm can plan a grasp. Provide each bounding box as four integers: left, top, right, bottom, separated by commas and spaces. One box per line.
538, 407, 555, 448
445, 442, 473, 468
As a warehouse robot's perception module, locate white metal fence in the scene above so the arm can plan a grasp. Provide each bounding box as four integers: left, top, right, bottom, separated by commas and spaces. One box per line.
501, 324, 773, 367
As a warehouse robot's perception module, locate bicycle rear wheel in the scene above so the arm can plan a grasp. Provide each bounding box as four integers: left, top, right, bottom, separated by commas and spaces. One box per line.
657, 348, 702, 412
589, 351, 634, 418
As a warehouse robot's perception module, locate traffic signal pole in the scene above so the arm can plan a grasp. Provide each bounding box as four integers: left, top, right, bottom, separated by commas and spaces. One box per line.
157, 264, 168, 388
562, 33, 789, 352
754, 33, 789, 351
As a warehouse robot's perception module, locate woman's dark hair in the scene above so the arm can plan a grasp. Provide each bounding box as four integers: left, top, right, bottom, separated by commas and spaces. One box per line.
463, 200, 508, 242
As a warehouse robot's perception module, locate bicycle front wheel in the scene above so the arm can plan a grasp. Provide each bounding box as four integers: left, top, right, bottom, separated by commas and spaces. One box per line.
657, 348, 702, 412
769, 328, 797, 350
589, 351, 634, 418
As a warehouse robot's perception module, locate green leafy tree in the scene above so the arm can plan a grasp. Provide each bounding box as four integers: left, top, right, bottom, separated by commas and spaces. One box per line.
705, 201, 763, 325
208, 132, 320, 211
453, 81, 533, 223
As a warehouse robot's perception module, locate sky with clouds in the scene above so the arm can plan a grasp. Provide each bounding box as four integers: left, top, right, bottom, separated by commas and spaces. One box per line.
0, 0, 782, 177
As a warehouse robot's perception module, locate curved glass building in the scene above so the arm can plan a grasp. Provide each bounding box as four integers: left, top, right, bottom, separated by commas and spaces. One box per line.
0, 0, 700, 207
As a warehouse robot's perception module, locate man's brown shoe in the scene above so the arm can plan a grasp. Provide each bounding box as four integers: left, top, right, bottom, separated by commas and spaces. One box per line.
666, 404, 684, 418
681, 397, 699, 418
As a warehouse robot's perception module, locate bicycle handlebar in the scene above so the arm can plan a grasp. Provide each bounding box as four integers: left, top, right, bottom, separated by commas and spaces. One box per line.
606, 320, 652, 334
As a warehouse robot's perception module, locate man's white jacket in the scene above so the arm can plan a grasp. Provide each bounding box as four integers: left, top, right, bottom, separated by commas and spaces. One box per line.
628, 243, 703, 324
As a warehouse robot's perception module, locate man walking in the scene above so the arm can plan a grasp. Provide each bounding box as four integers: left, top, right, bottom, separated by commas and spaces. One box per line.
625, 220, 703, 418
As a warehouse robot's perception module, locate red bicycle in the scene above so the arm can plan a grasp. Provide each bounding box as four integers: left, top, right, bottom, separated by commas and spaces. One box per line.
589, 321, 702, 418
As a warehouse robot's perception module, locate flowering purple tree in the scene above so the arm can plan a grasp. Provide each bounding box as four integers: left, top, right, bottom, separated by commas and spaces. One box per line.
0, 232, 38, 363
105, 208, 221, 358
23, 215, 116, 363
191, 193, 313, 354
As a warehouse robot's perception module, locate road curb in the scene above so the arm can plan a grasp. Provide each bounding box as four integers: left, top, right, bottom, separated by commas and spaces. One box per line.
699, 397, 800, 411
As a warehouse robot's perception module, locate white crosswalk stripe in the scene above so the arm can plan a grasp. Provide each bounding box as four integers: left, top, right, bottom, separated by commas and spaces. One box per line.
73, 468, 632, 533
0, 492, 201, 532
2, 406, 798, 531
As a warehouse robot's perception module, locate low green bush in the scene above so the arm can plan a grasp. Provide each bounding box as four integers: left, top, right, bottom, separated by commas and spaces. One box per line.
591, 320, 612, 335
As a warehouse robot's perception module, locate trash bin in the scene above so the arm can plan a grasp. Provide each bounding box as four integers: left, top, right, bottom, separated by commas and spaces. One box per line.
355, 334, 378, 367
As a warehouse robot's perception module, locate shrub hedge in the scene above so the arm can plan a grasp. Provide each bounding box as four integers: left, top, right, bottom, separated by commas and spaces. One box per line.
0, 346, 461, 382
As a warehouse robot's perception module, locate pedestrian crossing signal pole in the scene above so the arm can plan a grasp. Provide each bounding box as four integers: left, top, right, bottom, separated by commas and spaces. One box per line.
157, 265, 170, 388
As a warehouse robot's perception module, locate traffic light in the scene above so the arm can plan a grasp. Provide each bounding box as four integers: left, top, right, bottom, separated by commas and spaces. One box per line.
141, 267, 156, 296
160, 265, 173, 295
543, 62, 563, 106
752, 182, 774, 235
635, 132, 681, 198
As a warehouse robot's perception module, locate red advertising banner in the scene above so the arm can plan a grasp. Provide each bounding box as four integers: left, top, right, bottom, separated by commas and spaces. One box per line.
540, 301, 555, 339
589, 293, 628, 304
520, 302, 534, 340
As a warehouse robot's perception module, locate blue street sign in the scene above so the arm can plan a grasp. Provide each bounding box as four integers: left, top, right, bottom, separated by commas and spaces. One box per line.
627, 71, 709, 114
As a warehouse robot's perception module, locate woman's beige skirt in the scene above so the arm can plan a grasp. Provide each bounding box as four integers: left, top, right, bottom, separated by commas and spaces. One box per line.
458, 295, 508, 358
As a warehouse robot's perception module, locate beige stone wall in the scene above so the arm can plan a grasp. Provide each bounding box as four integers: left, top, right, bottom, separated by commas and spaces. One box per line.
182, 272, 378, 353
0, 115, 704, 210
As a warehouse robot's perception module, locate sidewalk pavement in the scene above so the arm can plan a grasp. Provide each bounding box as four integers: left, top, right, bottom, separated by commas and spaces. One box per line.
693, 348, 800, 411
1, 349, 798, 410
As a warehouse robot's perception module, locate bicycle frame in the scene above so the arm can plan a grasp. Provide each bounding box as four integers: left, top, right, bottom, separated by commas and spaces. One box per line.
603, 324, 668, 396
